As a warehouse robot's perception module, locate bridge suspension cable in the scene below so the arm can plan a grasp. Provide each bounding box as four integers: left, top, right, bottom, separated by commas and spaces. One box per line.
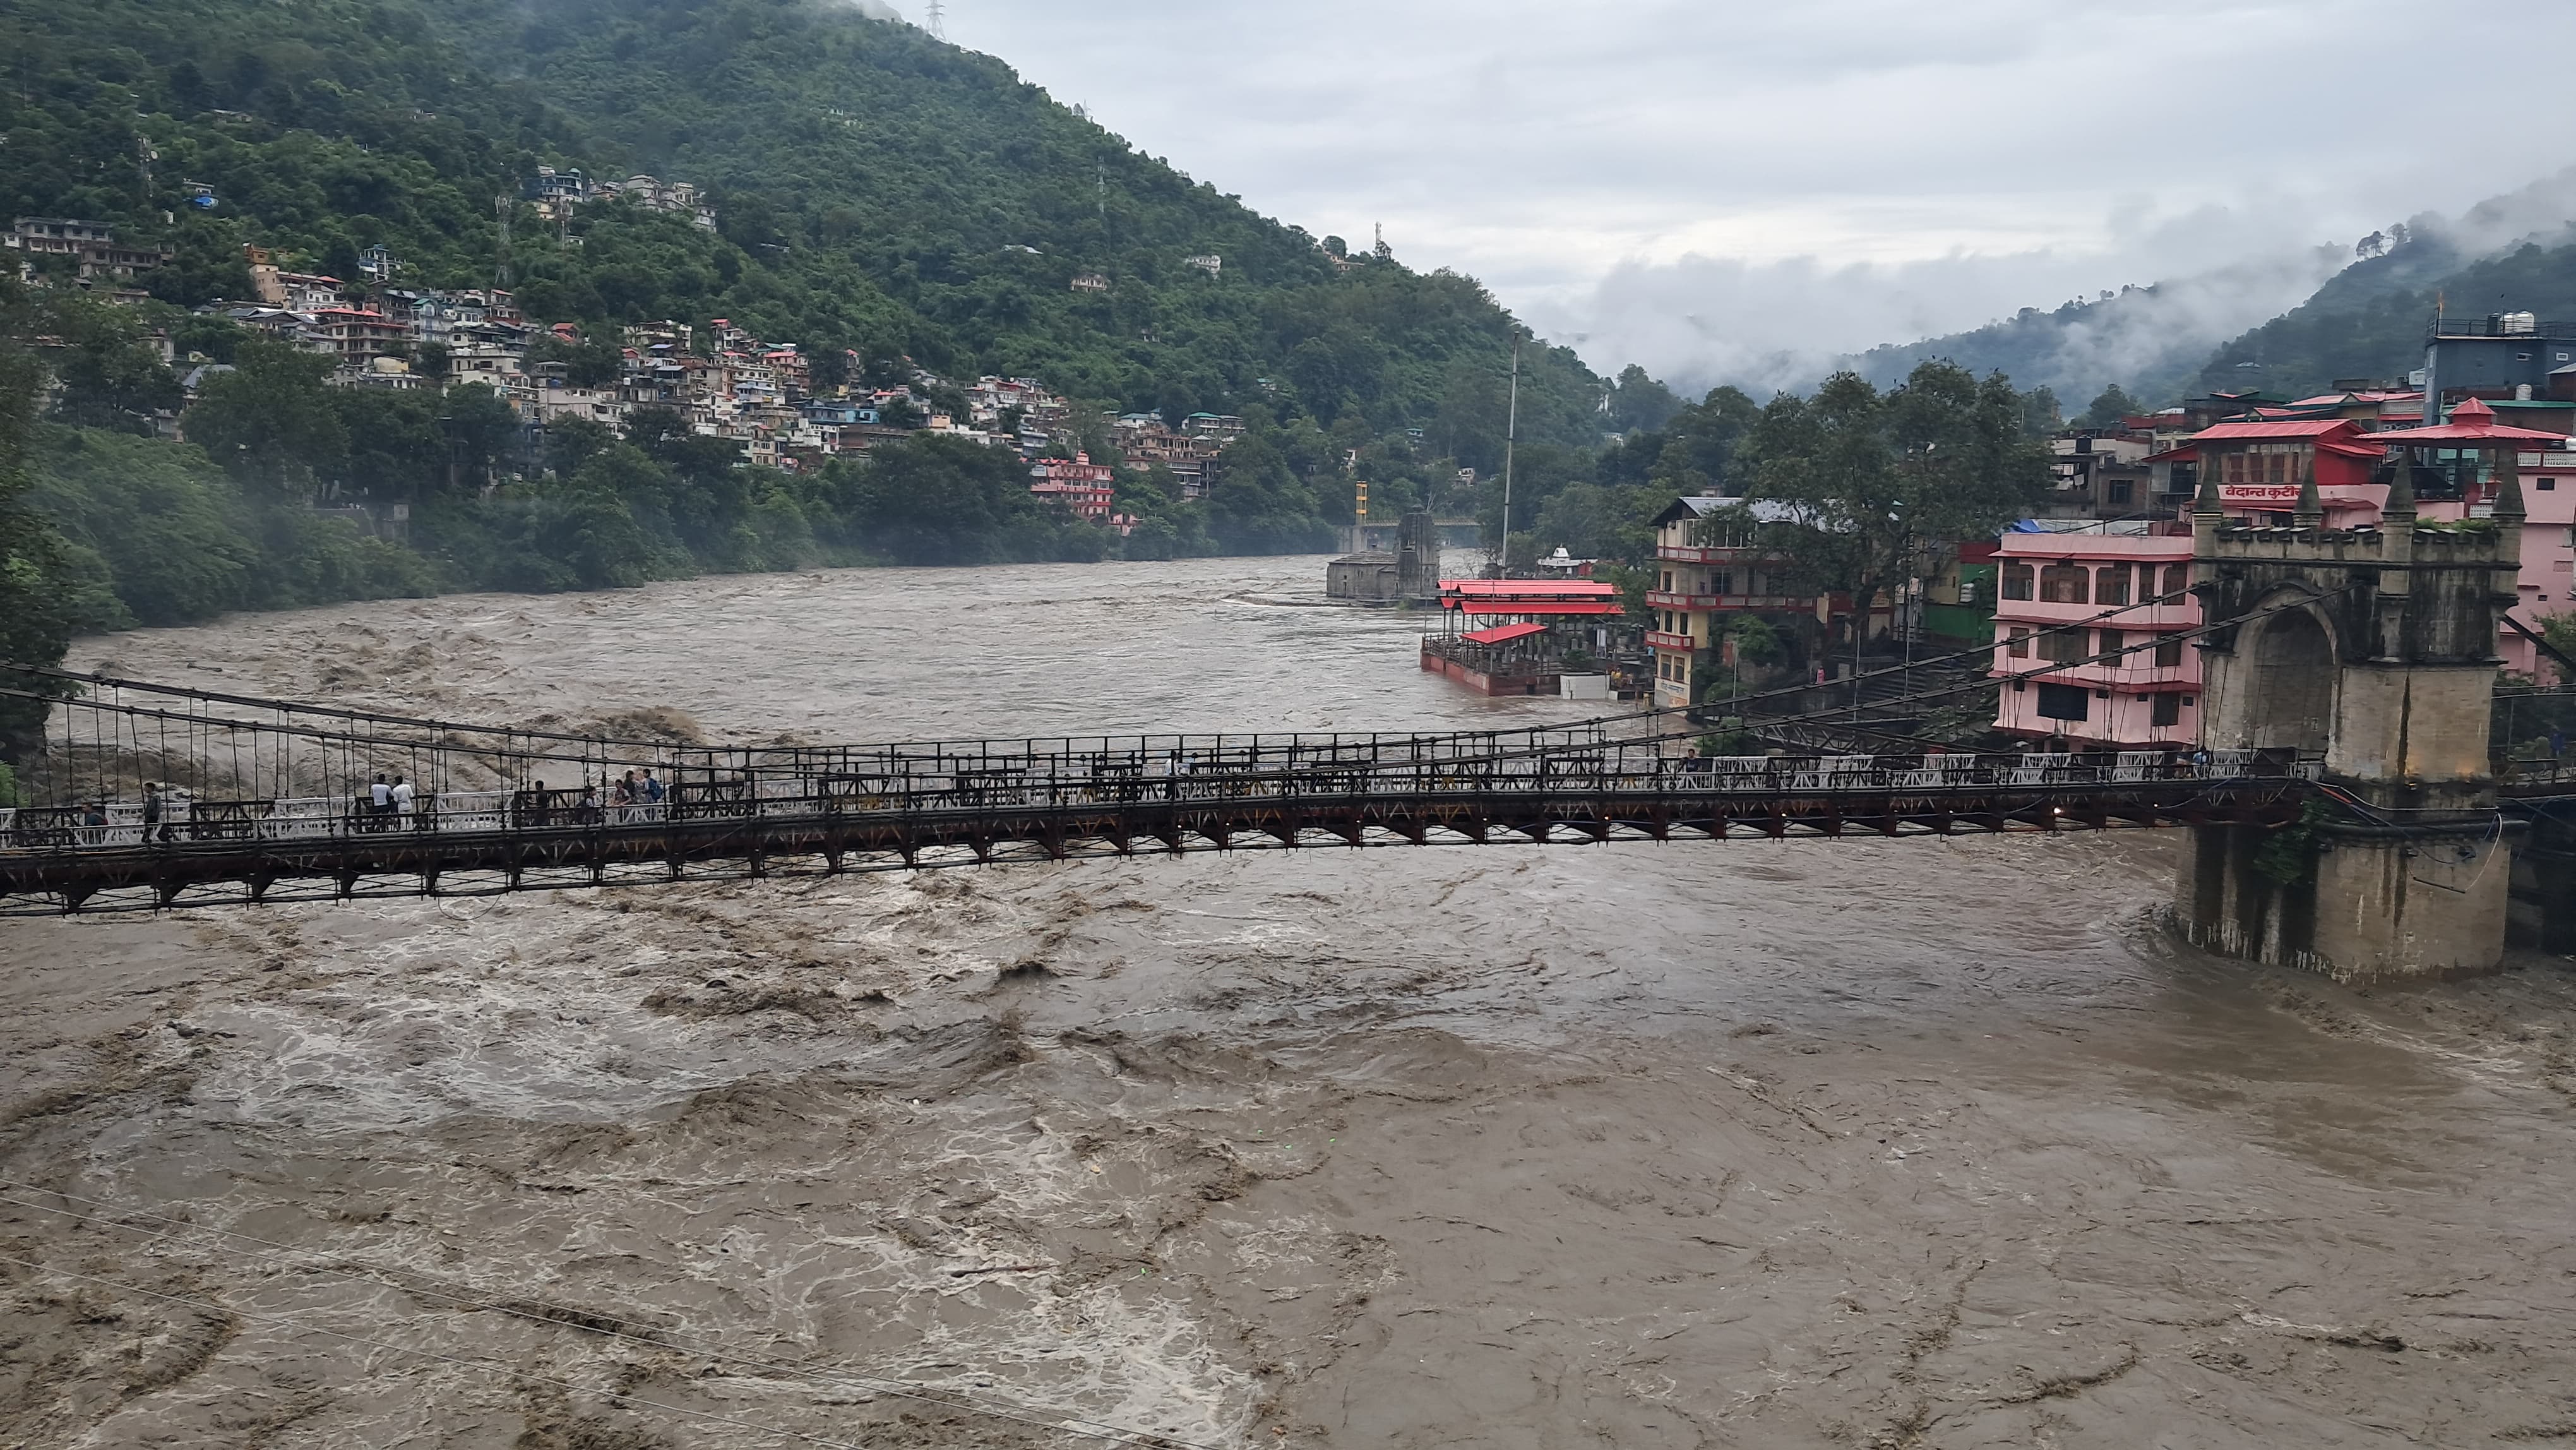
0, 575, 2292, 765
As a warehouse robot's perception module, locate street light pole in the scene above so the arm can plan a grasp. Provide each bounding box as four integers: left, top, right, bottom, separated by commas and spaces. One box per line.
1498, 330, 1521, 577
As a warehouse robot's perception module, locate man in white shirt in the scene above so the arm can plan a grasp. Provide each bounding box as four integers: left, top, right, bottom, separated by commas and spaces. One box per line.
369, 774, 392, 830
390, 776, 415, 825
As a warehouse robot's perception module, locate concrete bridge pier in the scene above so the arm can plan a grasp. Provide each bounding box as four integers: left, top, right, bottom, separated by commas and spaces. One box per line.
2174, 462, 2524, 982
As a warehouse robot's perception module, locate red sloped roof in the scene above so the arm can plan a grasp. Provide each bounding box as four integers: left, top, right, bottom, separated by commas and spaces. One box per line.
2375, 424, 2569, 443
2188, 419, 2364, 441
1439, 578, 1618, 597
1461, 621, 1548, 645
2375, 400, 2570, 445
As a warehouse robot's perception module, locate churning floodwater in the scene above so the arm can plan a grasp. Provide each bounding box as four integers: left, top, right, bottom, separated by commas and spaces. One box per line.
8, 554, 2576, 1449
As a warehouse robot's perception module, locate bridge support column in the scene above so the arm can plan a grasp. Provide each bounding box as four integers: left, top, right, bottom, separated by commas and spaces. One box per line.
2173, 458, 2522, 982
2179, 821, 2511, 980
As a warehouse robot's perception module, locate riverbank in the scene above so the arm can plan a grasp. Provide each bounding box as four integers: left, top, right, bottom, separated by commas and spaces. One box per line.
9, 555, 2576, 1447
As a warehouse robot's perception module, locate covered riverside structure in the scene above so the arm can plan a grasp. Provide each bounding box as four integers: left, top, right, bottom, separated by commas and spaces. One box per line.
1419, 578, 1623, 695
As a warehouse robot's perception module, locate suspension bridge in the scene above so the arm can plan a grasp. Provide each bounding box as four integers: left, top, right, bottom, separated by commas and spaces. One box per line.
0, 666, 2326, 915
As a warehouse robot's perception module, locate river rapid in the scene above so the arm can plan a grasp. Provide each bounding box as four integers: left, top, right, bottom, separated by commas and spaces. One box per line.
6, 554, 2576, 1449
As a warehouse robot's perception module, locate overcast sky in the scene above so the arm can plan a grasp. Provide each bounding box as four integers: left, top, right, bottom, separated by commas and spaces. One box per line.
932, 0, 2575, 392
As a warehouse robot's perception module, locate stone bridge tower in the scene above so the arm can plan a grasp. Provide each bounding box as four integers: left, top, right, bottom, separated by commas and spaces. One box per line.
2177, 462, 2522, 981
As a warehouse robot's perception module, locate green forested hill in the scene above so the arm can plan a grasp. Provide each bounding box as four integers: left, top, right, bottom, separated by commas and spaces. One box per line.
2191, 229, 2576, 398
0, 0, 1611, 460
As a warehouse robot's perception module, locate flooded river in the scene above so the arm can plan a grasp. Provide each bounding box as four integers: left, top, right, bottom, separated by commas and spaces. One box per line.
7, 555, 2576, 1448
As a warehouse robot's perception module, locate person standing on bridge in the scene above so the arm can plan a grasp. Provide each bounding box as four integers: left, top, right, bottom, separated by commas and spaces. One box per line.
369, 774, 393, 829
391, 775, 415, 827
141, 784, 165, 844
642, 768, 664, 809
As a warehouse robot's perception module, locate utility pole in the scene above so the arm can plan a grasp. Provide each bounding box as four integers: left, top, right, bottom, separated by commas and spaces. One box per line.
926, 0, 946, 40
494, 195, 512, 287
1097, 161, 1106, 227
1498, 330, 1521, 577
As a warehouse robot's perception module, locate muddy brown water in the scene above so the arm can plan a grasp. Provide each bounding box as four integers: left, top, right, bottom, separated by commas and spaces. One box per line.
7, 555, 2576, 1448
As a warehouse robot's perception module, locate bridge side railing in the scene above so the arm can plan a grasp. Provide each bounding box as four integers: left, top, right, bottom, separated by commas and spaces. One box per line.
0, 749, 2314, 854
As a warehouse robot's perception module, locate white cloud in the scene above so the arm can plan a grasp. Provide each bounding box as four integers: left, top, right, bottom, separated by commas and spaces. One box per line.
939, 0, 2576, 388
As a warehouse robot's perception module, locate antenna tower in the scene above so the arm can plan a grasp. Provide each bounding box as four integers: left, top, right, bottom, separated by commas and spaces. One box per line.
926, 0, 946, 40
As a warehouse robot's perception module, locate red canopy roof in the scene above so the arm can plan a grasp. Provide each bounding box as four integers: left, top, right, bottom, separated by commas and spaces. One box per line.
1438, 577, 1623, 616
1460, 621, 1548, 645
1439, 578, 1618, 596
2375, 397, 2571, 445
2182, 417, 2390, 460
2190, 419, 2361, 440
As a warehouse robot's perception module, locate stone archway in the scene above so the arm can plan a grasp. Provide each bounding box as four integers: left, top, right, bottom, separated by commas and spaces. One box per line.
2243, 605, 2336, 755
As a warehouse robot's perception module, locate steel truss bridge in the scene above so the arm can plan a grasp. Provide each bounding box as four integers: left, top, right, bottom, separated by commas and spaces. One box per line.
0, 672, 2326, 915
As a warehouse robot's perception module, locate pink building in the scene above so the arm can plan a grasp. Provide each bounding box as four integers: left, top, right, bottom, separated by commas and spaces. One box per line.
1990, 398, 2576, 746
1030, 452, 1116, 521
1991, 530, 2202, 747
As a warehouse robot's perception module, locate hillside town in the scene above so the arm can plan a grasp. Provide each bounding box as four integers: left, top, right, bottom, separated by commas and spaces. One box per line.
17, 211, 2576, 760
6, 209, 1248, 532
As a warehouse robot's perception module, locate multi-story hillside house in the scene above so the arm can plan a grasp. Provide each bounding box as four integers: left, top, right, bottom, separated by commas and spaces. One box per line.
1109, 413, 1219, 498
303, 306, 410, 369
1644, 496, 1819, 708
1032, 453, 1116, 520
6, 219, 170, 282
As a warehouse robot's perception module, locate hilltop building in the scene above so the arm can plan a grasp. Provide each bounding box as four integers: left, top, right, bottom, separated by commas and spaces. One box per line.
7, 218, 170, 283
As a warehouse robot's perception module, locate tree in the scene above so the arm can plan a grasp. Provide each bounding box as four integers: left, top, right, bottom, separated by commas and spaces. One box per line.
525, 332, 626, 389
1607, 364, 1683, 434
846, 433, 1052, 565
181, 338, 349, 500
1530, 482, 1661, 565
0, 279, 81, 765
40, 296, 184, 435
2019, 385, 2063, 438
1207, 431, 1333, 554
1651, 385, 1761, 493
1740, 361, 2052, 672
2078, 383, 2146, 431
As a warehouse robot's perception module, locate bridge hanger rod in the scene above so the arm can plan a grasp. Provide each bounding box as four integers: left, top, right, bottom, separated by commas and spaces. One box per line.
0, 583, 2222, 756
0, 661, 1624, 764
0, 584, 2347, 791
0, 589, 2361, 789
1575, 582, 2380, 758
0, 584, 2352, 779
1695, 583, 2376, 740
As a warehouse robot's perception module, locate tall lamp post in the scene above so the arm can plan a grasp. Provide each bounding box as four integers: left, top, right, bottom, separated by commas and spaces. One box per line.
1497, 330, 1521, 578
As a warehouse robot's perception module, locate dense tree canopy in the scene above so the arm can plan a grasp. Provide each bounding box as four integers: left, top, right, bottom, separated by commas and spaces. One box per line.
1739, 361, 2053, 654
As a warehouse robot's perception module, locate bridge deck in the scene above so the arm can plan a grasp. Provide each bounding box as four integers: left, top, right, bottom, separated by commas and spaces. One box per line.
3, 750, 2312, 914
